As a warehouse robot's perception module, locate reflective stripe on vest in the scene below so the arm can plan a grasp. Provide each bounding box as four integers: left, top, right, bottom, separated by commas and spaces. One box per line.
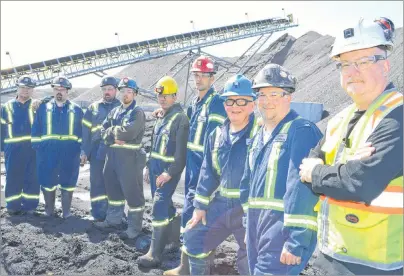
4, 101, 34, 143
40, 102, 79, 141
110, 143, 141, 150
83, 102, 102, 132
5, 192, 40, 202
209, 117, 259, 200
109, 105, 142, 150
152, 214, 178, 227
181, 245, 212, 259
247, 119, 294, 211
318, 90, 403, 270
91, 125, 102, 132
212, 117, 259, 182
82, 119, 92, 128
150, 113, 180, 163
91, 195, 107, 202
187, 94, 216, 153
212, 127, 222, 175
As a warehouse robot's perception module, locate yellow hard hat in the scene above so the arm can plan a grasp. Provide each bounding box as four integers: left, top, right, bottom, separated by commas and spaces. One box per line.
155, 76, 178, 95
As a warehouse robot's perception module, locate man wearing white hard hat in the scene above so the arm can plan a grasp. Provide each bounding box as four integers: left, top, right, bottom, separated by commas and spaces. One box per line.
299, 17, 403, 275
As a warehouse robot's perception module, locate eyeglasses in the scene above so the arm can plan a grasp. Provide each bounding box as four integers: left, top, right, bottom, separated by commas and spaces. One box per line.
256, 91, 289, 101
224, 98, 253, 106
336, 55, 386, 74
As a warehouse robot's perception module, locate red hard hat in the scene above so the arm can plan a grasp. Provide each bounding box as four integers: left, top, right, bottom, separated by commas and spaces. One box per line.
190, 56, 216, 74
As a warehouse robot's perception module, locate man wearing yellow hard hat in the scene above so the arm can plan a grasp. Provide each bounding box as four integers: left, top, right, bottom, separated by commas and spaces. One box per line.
299, 17, 403, 275
138, 76, 190, 268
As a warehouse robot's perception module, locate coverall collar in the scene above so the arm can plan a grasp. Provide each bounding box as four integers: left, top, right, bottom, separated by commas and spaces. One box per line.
196, 87, 215, 105
161, 102, 183, 118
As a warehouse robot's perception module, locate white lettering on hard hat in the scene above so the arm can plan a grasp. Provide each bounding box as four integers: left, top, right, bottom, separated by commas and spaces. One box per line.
206, 63, 214, 69
280, 71, 288, 78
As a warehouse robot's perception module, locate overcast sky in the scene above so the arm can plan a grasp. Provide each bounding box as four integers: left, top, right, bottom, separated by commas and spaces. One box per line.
1, 1, 403, 88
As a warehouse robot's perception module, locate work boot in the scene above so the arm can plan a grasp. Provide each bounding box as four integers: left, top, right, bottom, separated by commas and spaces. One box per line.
61, 190, 73, 219
206, 249, 216, 274
167, 215, 181, 248
43, 190, 56, 216
163, 251, 190, 275
138, 224, 170, 268
189, 255, 210, 275
7, 209, 23, 216
94, 205, 124, 228
119, 210, 144, 239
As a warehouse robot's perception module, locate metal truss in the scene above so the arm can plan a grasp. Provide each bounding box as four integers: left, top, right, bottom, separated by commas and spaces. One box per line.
1, 17, 298, 94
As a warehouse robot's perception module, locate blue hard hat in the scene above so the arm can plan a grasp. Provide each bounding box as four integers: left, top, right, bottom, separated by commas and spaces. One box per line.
118, 77, 138, 93
16, 75, 36, 88
221, 74, 256, 100
100, 75, 118, 88
51, 76, 72, 90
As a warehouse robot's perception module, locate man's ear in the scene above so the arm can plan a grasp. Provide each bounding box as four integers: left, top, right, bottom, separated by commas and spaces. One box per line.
383, 59, 391, 77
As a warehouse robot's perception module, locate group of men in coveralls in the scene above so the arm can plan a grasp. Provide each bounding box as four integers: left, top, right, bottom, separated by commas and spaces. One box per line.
1, 16, 402, 276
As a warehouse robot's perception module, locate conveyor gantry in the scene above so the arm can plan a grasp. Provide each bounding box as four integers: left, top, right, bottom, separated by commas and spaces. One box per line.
1, 16, 298, 94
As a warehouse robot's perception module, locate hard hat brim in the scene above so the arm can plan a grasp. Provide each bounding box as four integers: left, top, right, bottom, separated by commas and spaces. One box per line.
330, 43, 393, 59
100, 84, 117, 88
220, 91, 256, 100
251, 82, 275, 89
17, 83, 35, 88
190, 68, 216, 74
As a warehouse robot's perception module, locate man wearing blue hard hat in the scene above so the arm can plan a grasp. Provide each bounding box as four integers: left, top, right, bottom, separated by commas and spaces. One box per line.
95, 77, 147, 242
182, 74, 259, 275
32, 76, 83, 218
1, 75, 40, 215
240, 64, 322, 275
81, 75, 121, 221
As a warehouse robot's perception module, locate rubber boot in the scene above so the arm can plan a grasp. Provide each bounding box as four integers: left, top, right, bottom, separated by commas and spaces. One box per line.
189, 256, 210, 276
163, 251, 190, 275
206, 249, 216, 275
167, 215, 181, 248
91, 200, 108, 221
61, 190, 73, 219
119, 210, 144, 239
94, 205, 124, 228
43, 190, 56, 216
138, 224, 170, 268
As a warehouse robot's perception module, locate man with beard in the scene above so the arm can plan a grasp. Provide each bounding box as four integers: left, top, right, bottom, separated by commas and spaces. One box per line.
1, 75, 39, 214
81, 76, 121, 221
164, 56, 227, 275
95, 77, 147, 242
138, 76, 189, 268
183, 74, 259, 275
299, 17, 403, 275
31, 76, 83, 218
240, 64, 322, 275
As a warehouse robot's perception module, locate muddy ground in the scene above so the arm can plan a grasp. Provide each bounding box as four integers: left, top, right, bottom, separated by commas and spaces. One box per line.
0, 152, 324, 276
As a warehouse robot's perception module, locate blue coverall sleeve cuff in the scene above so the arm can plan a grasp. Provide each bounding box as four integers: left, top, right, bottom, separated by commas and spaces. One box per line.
193, 196, 210, 211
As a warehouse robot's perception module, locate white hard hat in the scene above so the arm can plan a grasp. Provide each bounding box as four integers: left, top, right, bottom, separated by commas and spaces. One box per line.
330, 17, 395, 59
